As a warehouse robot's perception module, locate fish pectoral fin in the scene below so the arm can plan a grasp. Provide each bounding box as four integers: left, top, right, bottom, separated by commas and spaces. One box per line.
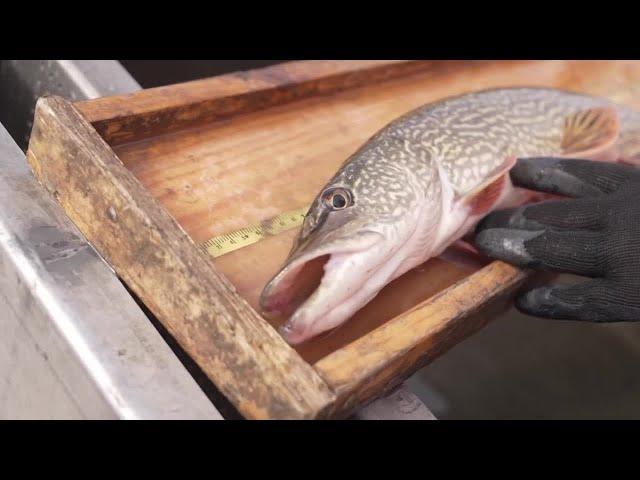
561, 106, 620, 160
451, 239, 480, 255
438, 240, 490, 269
462, 155, 515, 215
619, 156, 640, 166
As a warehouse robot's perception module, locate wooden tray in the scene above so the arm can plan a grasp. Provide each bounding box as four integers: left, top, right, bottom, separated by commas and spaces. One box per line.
25, 60, 640, 419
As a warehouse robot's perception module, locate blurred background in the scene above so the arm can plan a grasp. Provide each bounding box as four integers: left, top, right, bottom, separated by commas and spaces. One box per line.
2, 60, 640, 419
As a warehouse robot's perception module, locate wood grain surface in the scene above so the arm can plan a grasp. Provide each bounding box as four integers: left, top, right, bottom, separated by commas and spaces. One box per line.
112, 60, 640, 363
27, 96, 335, 420
77, 60, 447, 146
39, 59, 640, 418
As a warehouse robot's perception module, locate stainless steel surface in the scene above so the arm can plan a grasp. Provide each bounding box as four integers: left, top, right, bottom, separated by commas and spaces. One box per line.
119, 60, 283, 89
0, 122, 221, 419
0, 60, 140, 150
354, 384, 437, 420
407, 306, 640, 420
0, 61, 222, 419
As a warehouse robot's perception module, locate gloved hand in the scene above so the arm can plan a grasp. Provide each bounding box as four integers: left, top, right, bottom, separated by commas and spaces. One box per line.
474, 157, 640, 323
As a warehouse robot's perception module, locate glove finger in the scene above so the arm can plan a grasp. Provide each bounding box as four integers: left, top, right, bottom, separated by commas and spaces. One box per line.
475, 227, 604, 277
516, 279, 640, 322
510, 157, 640, 198
476, 197, 604, 233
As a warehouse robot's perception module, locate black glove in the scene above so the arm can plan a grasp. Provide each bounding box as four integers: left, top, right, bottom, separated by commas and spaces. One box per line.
474, 157, 640, 323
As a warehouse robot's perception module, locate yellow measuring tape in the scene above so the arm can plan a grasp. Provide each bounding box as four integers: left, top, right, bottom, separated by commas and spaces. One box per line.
200, 206, 309, 258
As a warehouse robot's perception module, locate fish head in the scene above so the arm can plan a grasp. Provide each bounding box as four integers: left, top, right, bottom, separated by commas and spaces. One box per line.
260, 153, 422, 345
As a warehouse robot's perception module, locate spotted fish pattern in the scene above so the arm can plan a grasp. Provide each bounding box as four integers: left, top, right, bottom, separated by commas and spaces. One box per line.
318, 87, 639, 220
262, 87, 640, 345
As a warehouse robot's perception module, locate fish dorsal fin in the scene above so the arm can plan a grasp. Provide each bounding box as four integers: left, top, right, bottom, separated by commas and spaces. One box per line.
462, 155, 516, 215
561, 107, 620, 158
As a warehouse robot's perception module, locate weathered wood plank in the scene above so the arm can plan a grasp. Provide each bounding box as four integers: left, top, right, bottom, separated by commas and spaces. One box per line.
314, 262, 529, 417
27, 60, 640, 419
75, 60, 469, 145
26, 95, 335, 420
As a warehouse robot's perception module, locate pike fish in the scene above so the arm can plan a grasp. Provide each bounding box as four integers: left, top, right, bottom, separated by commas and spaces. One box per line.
260, 87, 640, 345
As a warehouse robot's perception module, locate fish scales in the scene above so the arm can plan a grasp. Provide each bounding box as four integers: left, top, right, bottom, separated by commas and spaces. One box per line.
261, 87, 640, 345
348, 88, 599, 201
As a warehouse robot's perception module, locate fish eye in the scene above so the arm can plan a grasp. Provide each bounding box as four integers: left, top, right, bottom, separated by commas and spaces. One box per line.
323, 188, 352, 211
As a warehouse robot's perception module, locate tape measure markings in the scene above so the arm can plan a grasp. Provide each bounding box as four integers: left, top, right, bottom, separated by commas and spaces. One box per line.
200, 206, 309, 258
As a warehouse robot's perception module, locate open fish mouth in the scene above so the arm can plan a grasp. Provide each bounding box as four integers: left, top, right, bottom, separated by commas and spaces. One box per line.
259, 232, 384, 345
260, 253, 330, 321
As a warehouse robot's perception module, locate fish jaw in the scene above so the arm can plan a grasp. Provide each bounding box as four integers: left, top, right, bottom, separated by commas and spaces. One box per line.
261, 208, 431, 345
259, 229, 385, 325
273, 210, 431, 345
278, 248, 389, 344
